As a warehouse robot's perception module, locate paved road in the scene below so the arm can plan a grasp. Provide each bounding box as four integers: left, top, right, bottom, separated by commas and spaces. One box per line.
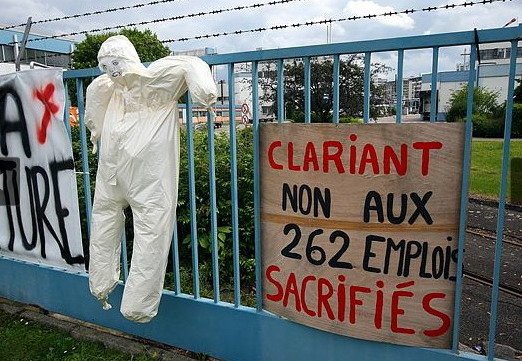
468, 200, 522, 239
461, 200, 522, 356
375, 114, 424, 123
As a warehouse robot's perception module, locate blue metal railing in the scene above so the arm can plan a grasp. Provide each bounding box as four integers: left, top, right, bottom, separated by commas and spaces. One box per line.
453, 43, 478, 354
50, 25, 521, 361
487, 39, 518, 360
185, 94, 200, 299
228, 63, 242, 307
396, 49, 404, 124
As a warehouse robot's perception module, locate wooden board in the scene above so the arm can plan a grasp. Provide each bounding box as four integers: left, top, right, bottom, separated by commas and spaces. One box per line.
260, 122, 465, 348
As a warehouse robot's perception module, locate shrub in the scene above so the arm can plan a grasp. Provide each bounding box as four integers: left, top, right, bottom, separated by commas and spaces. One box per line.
471, 113, 504, 138
177, 127, 255, 288
446, 86, 501, 123
444, 86, 521, 138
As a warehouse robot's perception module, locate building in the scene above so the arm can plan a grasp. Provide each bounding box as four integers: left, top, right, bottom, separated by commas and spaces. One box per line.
420, 42, 522, 121
375, 76, 422, 115
234, 62, 276, 122
172, 47, 216, 57
0, 28, 75, 74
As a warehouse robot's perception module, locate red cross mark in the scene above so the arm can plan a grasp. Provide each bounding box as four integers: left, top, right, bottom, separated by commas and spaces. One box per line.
34, 83, 59, 144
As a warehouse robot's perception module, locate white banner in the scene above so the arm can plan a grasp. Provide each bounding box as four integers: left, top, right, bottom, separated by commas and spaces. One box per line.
0, 69, 84, 269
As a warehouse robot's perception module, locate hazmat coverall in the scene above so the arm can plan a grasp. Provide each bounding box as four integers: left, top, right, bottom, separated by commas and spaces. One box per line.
85, 35, 217, 322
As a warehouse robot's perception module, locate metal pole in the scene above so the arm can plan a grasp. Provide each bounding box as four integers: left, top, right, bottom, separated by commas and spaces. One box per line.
15, 17, 32, 71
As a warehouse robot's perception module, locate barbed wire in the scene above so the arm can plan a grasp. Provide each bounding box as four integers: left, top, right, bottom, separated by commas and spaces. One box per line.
1, 0, 304, 64
1, 0, 513, 64
0, 0, 186, 31
161, 0, 513, 43
13, 0, 303, 44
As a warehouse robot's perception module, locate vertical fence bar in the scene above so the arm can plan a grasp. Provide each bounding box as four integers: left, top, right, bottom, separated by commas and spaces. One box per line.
363, 52, 371, 124
452, 44, 477, 353
430, 47, 439, 122
252, 61, 263, 311
186, 94, 200, 298
277, 59, 284, 123
304, 56, 311, 123
207, 109, 220, 303
333, 54, 340, 124
75, 78, 92, 236
171, 217, 181, 294
63, 80, 72, 140
228, 63, 241, 307
396, 49, 404, 124
487, 40, 518, 360
120, 232, 128, 281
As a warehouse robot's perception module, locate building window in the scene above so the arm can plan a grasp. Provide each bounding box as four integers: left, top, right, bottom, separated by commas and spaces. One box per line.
504, 47, 522, 59
262, 106, 273, 116
1, 45, 15, 62
480, 48, 502, 60
0, 45, 70, 68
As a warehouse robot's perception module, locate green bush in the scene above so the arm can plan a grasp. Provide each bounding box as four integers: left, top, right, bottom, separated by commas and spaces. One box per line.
471, 113, 504, 138
444, 85, 522, 138
177, 127, 255, 288
446, 86, 501, 123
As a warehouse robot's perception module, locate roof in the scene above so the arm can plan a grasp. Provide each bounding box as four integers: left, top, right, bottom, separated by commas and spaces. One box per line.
422, 62, 522, 83
0, 29, 74, 54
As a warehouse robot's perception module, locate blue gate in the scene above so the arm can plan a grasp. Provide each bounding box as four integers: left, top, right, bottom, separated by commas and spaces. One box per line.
0, 25, 520, 361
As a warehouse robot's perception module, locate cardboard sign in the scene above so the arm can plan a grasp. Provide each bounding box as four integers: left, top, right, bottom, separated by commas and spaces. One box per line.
261, 123, 465, 348
0, 69, 84, 269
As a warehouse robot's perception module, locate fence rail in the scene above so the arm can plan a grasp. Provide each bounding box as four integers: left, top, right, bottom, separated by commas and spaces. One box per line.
1, 25, 520, 361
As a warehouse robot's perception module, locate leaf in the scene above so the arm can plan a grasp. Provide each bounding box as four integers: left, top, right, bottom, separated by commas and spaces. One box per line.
199, 235, 210, 249
217, 226, 232, 233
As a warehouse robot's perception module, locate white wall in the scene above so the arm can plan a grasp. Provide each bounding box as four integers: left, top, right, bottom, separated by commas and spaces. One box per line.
478, 75, 512, 104
0, 63, 30, 75
439, 81, 467, 114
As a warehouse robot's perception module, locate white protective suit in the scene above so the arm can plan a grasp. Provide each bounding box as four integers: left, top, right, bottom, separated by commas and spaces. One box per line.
85, 35, 217, 322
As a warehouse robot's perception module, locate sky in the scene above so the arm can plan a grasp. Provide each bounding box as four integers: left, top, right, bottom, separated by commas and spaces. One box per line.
0, 0, 520, 77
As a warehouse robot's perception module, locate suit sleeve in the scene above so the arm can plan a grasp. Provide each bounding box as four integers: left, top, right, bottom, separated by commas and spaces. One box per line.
84, 75, 114, 153
147, 56, 217, 108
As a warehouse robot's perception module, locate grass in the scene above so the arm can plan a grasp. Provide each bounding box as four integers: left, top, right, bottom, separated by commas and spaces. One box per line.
470, 139, 522, 202
0, 310, 156, 361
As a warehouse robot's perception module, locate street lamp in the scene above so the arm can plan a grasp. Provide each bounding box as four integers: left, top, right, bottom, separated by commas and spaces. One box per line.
218, 80, 225, 104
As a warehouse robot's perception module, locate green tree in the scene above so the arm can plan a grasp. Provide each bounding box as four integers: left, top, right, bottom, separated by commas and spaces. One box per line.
446, 86, 507, 137
446, 86, 501, 122
72, 28, 170, 69
258, 56, 390, 122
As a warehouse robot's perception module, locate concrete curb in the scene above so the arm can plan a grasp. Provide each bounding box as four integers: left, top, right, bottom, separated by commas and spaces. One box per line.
469, 196, 522, 212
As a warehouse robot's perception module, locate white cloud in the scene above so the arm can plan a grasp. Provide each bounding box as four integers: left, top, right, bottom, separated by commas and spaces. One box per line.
0, 0, 65, 29
0, 0, 519, 61
343, 0, 415, 29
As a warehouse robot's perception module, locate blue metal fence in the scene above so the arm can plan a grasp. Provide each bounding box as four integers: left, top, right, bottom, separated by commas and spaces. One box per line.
0, 25, 520, 361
